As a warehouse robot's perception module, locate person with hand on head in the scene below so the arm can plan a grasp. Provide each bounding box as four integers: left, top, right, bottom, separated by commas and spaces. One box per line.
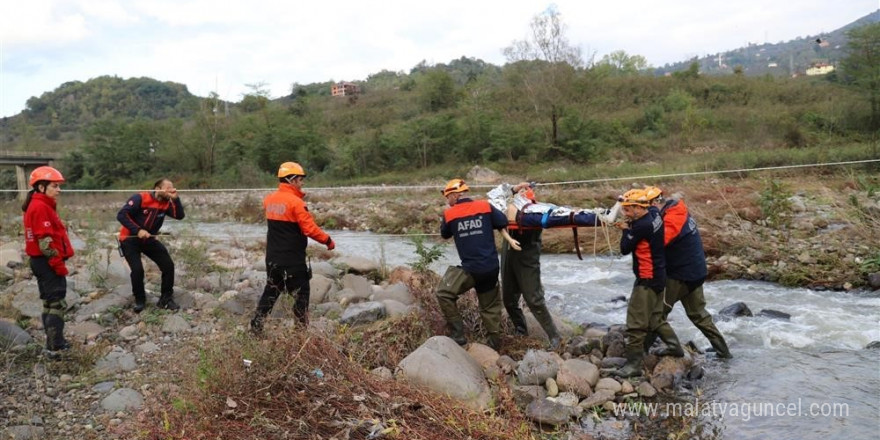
250, 162, 334, 334
117, 178, 185, 312
437, 178, 520, 351
22, 166, 75, 354
613, 189, 684, 378
644, 186, 731, 358
501, 181, 562, 350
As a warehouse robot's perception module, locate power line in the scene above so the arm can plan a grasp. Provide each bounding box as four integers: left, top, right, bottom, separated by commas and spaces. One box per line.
2, 158, 878, 193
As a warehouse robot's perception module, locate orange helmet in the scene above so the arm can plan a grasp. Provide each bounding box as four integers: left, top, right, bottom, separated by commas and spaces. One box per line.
621, 189, 651, 207
277, 162, 306, 178
643, 186, 663, 201
29, 166, 65, 187
442, 178, 469, 197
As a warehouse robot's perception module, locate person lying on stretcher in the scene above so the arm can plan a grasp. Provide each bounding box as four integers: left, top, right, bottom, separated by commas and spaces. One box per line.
487, 182, 622, 228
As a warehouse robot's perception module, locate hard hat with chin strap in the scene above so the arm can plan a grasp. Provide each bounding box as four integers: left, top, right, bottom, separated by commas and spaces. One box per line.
29, 166, 65, 187
621, 189, 651, 207
277, 162, 306, 178
442, 178, 469, 197
643, 186, 663, 201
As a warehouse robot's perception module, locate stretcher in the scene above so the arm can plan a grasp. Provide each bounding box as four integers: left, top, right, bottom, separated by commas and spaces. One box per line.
488, 183, 621, 260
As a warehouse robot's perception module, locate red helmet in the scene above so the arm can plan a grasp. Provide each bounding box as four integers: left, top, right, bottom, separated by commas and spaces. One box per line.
29, 166, 65, 187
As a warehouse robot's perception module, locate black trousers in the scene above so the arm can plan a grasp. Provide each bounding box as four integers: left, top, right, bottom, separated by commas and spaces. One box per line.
254, 264, 311, 323
121, 238, 175, 300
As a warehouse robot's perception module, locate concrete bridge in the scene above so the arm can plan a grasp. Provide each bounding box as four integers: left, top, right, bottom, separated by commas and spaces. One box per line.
0, 151, 61, 200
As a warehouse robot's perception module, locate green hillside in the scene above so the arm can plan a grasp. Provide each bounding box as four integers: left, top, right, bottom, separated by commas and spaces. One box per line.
0, 14, 878, 192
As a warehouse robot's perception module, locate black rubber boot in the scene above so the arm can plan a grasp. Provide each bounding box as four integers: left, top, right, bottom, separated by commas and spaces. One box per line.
133, 295, 146, 313
708, 337, 733, 359
250, 315, 265, 335
653, 324, 684, 357
44, 314, 70, 352
613, 350, 645, 378
508, 309, 528, 336
448, 320, 467, 346
157, 294, 180, 311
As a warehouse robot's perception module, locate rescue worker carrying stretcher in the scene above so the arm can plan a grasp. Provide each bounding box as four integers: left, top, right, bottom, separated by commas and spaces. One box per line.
436, 178, 521, 351
613, 189, 684, 378
250, 162, 335, 334
117, 178, 185, 312
22, 166, 75, 354
644, 186, 732, 358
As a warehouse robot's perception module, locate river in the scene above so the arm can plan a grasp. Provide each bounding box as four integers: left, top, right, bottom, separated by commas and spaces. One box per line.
170, 223, 880, 439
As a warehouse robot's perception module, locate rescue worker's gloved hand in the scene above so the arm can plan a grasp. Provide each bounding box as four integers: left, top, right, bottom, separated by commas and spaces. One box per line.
325, 237, 335, 251
48, 256, 69, 276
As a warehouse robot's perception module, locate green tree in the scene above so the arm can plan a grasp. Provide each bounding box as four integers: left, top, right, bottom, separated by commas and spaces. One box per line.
594, 50, 650, 76
417, 69, 458, 112
841, 23, 880, 130
503, 6, 587, 151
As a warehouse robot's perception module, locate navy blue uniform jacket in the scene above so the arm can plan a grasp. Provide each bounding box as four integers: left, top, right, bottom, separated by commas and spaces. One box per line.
441, 197, 508, 274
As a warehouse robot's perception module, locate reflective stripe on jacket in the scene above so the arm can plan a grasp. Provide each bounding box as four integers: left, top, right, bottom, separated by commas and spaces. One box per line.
441, 197, 508, 274
620, 205, 666, 290
117, 191, 185, 240
23, 192, 74, 259
661, 199, 707, 282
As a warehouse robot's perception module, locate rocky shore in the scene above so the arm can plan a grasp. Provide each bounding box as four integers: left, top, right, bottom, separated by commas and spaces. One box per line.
1, 171, 877, 439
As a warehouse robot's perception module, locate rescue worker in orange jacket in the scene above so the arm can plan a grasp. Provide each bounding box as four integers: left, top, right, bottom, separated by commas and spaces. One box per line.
614, 189, 683, 378
645, 186, 731, 358
22, 166, 75, 353
437, 178, 520, 351
250, 162, 335, 333
117, 178, 185, 312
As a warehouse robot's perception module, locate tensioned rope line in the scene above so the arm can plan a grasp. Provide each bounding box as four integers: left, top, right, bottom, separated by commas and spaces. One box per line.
3, 158, 878, 193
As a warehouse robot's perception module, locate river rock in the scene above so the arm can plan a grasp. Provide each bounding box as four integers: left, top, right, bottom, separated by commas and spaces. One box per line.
0, 319, 32, 348
311, 261, 339, 278
512, 385, 546, 407
373, 282, 414, 305
556, 359, 598, 397
339, 301, 386, 326
100, 388, 144, 412
516, 349, 559, 386
758, 309, 791, 320
381, 299, 412, 318
594, 377, 622, 394
578, 389, 616, 409
67, 321, 105, 343
865, 341, 880, 350
341, 274, 373, 298
545, 377, 559, 397
868, 273, 880, 290
466, 165, 500, 183
74, 287, 130, 322
0, 242, 23, 267
95, 347, 137, 374
602, 330, 626, 358
161, 315, 191, 333
636, 381, 657, 397
309, 274, 334, 304
312, 302, 343, 319
550, 391, 580, 407
397, 336, 491, 410
2, 426, 44, 440
11, 284, 43, 318
525, 398, 572, 426
334, 256, 379, 275
467, 342, 500, 369
718, 302, 753, 319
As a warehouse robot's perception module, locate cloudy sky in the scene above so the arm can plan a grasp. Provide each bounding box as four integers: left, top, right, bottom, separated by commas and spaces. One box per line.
0, 0, 876, 117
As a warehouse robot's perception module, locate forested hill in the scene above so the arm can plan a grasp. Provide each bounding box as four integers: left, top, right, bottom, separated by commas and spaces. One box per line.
655, 10, 879, 77
0, 17, 878, 191
8, 76, 200, 136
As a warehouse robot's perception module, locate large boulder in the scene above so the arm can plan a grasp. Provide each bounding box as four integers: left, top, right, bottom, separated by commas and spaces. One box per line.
309, 274, 335, 304
339, 301, 386, 326
0, 242, 23, 268
0, 319, 32, 348
373, 283, 414, 305
397, 336, 491, 410
334, 256, 379, 275
718, 302, 753, 320
341, 274, 373, 299
525, 398, 573, 427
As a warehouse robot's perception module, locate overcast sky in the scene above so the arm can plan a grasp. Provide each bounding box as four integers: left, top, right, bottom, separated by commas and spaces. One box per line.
1, 0, 876, 118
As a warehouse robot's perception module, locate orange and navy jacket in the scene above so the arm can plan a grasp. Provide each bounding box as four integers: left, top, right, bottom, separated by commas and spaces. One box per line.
441, 197, 508, 274
620, 205, 666, 291
263, 184, 330, 267
23, 192, 74, 263
117, 191, 185, 240
660, 199, 707, 282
